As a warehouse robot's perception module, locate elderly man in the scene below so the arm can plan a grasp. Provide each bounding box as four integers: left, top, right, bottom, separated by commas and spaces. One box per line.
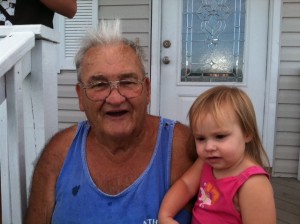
25, 20, 196, 223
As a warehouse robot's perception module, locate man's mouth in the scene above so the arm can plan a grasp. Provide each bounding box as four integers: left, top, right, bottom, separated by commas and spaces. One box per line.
106, 110, 128, 117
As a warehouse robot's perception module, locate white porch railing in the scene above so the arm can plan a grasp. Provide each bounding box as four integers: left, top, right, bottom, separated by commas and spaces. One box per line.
0, 25, 59, 223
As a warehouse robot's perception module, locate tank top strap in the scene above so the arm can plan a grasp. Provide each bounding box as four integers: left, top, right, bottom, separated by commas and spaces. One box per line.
55, 121, 90, 187
157, 117, 177, 187
237, 165, 269, 185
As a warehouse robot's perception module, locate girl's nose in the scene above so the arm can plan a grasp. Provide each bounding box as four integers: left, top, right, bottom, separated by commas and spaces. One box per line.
204, 140, 217, 151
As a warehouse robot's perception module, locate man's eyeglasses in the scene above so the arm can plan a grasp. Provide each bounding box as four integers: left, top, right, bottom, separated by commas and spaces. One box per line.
79, 77, 147, 101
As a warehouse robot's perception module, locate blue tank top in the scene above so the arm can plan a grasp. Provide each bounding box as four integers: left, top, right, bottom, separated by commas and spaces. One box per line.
52, 118, 191, 224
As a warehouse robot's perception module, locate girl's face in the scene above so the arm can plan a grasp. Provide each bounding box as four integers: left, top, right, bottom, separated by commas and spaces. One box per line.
193, 108, 252, 177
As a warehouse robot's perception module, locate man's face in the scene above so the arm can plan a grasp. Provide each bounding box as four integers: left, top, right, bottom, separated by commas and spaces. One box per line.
76, 44, 150, 139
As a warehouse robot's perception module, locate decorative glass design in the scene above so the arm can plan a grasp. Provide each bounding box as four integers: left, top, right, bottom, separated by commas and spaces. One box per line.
181, 0, 245, 82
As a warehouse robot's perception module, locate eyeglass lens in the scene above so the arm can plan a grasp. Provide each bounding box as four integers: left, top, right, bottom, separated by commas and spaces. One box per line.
84, 79, 145, 101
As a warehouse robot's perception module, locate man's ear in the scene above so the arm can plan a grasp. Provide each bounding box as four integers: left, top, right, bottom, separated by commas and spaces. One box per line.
76, 83, 85, 112
145, 76, 151, 104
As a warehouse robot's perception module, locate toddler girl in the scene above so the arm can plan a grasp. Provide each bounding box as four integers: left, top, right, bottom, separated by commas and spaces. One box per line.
159, 86, 276, 224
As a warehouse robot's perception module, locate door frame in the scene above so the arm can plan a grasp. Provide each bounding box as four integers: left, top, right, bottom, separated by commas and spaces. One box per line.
150, 0, 281, 166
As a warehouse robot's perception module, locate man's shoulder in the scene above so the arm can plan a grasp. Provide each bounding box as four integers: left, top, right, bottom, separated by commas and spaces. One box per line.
36, 124, 78, 171
170, 121, 197, 185
47, 124, 78, 149
173, 121, 192, 139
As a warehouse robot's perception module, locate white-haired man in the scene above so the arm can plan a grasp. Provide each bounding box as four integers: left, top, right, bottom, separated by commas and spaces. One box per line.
25, 20, 197, 223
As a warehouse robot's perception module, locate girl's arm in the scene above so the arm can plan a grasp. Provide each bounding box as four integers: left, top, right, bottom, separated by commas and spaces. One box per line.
41, 0, 77, 18
158, 158, 204, 224
239, 174, 276, 224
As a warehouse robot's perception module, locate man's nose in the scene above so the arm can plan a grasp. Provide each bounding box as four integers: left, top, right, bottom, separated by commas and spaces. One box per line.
105, 83, 126, 104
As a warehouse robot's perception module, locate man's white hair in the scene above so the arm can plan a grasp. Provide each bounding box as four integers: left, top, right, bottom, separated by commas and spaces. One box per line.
75, 19, 146, 81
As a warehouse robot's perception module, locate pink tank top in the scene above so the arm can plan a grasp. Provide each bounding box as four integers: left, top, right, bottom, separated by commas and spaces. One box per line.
192, 164, 269, 224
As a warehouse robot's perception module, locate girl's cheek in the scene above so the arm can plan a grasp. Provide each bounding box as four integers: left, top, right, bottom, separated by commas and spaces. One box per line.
196, 144, 204, 157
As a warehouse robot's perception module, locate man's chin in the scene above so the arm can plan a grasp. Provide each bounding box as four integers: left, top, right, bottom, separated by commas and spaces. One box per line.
106, 125, 133, 137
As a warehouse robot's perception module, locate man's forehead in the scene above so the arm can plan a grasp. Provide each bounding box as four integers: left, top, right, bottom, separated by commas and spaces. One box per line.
86, 43, 136, 55
86, 72, 140, 82
82, 45, 139, 67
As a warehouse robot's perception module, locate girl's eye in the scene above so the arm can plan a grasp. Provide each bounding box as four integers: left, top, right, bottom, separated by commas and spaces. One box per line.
216, 134, 226, 140
195, 136, 205, 142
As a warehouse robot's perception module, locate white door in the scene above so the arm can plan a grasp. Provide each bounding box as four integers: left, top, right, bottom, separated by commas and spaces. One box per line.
159, 0, 269, 136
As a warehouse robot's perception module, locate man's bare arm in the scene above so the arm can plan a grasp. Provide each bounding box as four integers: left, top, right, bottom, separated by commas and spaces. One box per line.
170, 123, 198, 212
171, 123, 197, 184
25, 126, 77, 223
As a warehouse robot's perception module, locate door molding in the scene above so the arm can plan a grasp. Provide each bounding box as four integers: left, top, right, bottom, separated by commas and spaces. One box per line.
150, 0, 281, 166
263, 0, 281, 166
150, 0, 162, 116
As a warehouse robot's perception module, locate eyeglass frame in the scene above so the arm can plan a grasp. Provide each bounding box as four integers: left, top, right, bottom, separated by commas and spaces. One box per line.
79, 76, 147, 101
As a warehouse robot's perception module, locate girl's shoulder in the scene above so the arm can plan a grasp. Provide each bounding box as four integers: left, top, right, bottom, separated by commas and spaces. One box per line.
237, 173, 276, 223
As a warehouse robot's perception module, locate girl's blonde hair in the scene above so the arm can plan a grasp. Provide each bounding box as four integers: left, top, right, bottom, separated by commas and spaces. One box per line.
188, 85, 270, 168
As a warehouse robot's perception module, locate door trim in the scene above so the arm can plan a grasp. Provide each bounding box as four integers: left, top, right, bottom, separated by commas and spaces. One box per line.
263, 0, 281, 167
150, 0, 162, 116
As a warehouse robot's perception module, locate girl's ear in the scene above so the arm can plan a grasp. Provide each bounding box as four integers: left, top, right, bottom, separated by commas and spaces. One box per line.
244, 133, 253, 143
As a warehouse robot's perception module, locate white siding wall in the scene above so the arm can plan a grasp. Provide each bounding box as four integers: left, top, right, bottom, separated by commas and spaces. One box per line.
58, 70, 85, 129
57, 0, 151, 130
273, 0, 300, 177
98, 0, 151, 73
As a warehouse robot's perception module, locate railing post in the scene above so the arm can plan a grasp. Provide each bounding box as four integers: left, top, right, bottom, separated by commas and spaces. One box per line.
24, 30, 59, 193
0, 26, 59, 223
0, 31, 35, 224
6, 59, 29, 223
